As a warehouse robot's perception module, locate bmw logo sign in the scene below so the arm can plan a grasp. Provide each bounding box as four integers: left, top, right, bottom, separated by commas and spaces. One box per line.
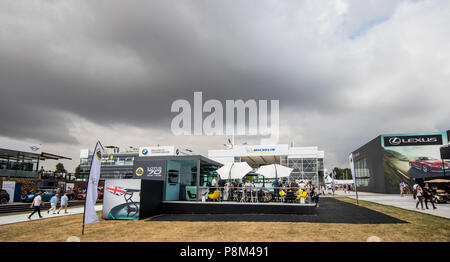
142, 148, 148, 155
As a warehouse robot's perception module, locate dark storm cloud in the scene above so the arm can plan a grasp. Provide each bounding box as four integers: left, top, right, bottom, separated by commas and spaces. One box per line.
0, 0, 345, 139
0, 0, 449, 170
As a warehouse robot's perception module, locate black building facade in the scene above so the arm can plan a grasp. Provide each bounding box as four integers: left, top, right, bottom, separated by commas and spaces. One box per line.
352, 131, 450, 194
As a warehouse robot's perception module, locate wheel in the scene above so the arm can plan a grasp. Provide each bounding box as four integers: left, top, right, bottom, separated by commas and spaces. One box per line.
1, 198, 7, 204
422, 165, 429, 173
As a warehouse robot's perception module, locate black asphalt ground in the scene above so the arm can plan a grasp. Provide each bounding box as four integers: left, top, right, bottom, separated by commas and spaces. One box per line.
146, 198, 407, 224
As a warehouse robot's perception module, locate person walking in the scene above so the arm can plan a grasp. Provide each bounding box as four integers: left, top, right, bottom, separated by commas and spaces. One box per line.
57, 193, 69, 214
47, 194, 58, 214
404, 183, 411, 196
28, 192, 43, 220
423, 183, 437, 210
416, 185, 425, 210
413, 181, 419, 200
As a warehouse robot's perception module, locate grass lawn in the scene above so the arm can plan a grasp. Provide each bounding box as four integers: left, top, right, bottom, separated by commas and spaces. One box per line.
0, 197, 448, 242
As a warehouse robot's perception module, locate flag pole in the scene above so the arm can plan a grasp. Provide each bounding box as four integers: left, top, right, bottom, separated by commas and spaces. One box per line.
82, 141, 100, 235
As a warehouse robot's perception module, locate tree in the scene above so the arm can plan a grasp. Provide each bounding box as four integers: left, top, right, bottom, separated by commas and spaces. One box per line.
55, 162, 66, 178
75, 164, 80, 175
332, 167, 352, 180
74, 164, 82, 179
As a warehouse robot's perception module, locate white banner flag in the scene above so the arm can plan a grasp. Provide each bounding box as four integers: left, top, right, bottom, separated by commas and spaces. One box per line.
83, 141, 103, 226
349, 153, 359, 203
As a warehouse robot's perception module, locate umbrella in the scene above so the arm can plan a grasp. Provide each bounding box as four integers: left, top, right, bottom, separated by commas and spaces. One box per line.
217, 162, 253, 180
216, 162, 252, 201
257, 164, 293, 179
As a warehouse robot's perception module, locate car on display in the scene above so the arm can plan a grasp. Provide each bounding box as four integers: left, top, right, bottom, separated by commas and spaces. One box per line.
21, 188, 57, 202
409, 157, 449, 173
77, 186, 104, 200
0, 189, 10, 204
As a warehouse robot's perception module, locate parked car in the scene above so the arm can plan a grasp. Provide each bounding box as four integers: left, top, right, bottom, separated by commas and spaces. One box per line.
77, 186, 104, 200
409, 157, 449, 173
0, 189, 10, 204
21, 189, 57, 202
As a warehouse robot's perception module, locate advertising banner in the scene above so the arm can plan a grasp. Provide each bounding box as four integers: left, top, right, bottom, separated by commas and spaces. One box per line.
349, 153, 359, 203
233, 144, 289, 156
83, 141, 103, 227
133, 159, 166, 181
381, 132, 449, 190
2, 181, 15, 203
103, 179, 141, 220
139, 146, 192, 157
0, 137, 42, 155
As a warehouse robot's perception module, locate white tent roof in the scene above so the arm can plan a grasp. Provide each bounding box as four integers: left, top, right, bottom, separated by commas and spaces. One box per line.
216, 162, 253, 180
256, 164, 293, 179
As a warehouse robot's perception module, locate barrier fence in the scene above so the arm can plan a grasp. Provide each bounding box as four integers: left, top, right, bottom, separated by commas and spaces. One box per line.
199, 186, 316, 204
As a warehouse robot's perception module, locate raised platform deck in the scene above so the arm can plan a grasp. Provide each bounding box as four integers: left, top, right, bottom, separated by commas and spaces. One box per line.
162, 201, 317, 215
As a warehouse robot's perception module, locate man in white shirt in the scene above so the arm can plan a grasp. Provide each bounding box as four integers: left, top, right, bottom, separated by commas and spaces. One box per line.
28, 192, 43, 220
299, 181, 306, 190
211, 176, 218, 187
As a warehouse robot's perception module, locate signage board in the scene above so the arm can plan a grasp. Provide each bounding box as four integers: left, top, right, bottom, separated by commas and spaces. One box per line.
103, 179, 141, 220
139, 146, 192, 157
2, 181, 15, 203
383, 134, 443, 147
0, 137, 42, 155
133, 159, 166, 181
233, 144, 289, 156
381, 132, 449, 185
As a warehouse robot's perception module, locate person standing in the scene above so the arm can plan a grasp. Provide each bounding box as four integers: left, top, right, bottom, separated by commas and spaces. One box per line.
57, 193, 69, 214
311, 185, 320, 207
272, 179, 280, 201
289, 177, 298, 192
47, 194, 58, 214
28, 192, 43, 220
399, 182, 405, 197
416, 185, 424, 210
423, 183, 437, 209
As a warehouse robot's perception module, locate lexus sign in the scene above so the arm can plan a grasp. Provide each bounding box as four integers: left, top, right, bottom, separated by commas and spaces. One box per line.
383, 134, 443, 147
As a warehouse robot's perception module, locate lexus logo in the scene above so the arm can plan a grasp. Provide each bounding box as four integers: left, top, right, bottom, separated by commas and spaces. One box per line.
389, 137, 401, 145
384, 134, 442, 147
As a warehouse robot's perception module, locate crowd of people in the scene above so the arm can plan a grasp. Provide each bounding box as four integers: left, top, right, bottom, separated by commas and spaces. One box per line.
411, 181, 437, 210
27, 188, 70, 220
208, 176, 322, 207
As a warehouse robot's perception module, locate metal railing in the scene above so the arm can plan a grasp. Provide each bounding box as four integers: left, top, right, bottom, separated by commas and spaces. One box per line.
200, 186, 315, 204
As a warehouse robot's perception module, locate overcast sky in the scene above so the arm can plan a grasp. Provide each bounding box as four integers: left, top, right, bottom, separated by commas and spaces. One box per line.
0, 0, 449, 172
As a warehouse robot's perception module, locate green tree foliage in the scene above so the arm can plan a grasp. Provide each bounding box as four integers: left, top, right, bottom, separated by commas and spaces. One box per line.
332, 167, 352, 180
74, 164, 83, 179
74, 164, 80, 175
55, 162, 66, 175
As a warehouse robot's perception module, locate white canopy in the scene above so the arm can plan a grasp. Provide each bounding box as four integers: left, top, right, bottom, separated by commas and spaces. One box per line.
256, 164, 293, 179
216, 162, 253, 180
